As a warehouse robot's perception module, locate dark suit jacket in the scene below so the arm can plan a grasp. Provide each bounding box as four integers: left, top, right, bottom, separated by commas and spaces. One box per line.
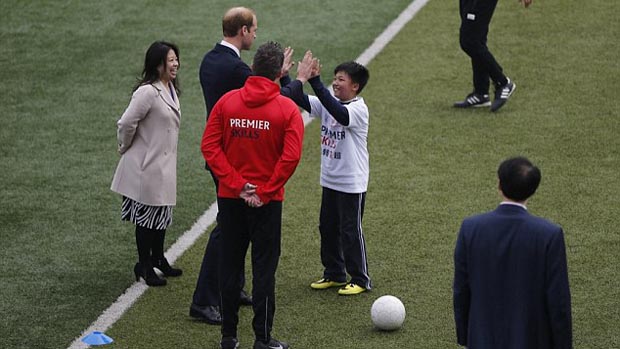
453, 204, 572, 349
199, 43, 252, 118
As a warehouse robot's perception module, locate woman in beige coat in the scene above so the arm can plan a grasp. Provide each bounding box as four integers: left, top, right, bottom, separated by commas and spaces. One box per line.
111, 41, 182, 286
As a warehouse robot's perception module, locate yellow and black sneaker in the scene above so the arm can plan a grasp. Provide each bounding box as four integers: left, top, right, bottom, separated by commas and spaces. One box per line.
310, 278, 347, 290
337, 283, 367, 295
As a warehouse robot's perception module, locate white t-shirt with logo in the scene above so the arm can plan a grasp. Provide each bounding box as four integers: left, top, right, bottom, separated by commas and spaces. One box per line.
308, 95, 369, 194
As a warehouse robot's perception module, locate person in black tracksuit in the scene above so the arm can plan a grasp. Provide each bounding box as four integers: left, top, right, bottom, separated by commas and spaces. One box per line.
202, 42, 304, 349
455, 0, 532, 112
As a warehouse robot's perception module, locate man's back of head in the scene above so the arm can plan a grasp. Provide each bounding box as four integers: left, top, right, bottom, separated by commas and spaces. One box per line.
252, 42, 284, 81
498, 156, 541, 202
221, 6, 257, 52
222, 7, 255, 37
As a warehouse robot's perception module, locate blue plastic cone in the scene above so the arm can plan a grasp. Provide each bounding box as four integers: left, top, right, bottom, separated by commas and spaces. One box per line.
81, 331, 114, 346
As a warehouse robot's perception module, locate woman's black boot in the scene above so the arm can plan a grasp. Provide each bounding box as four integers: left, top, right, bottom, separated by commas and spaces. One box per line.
151, 229, 182, 277
134, 261, 167, 286
153, 257, 183, 277
134, 225, 166, 286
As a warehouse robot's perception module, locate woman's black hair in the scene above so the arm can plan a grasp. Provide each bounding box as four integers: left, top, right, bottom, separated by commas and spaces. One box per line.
133, 41, 181, 96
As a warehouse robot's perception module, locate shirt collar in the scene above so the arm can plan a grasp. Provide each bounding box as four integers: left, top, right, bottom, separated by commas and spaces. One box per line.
220, 40, 240, 57
500, 201, 527, 210
339, 96, 359, 105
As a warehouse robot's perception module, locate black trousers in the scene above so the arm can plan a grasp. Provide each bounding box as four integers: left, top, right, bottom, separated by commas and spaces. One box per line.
459, 0, 507, 95
319, 187, 371, 289
218, 198, 282, 342
192, 170, 245, 307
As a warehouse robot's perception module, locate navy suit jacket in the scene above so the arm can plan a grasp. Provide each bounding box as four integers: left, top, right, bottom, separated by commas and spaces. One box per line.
199, 43, 252, 119
453, 204, 572, 349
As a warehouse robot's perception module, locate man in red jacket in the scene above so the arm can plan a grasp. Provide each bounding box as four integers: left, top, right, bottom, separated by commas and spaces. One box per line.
201, 41, 304, 349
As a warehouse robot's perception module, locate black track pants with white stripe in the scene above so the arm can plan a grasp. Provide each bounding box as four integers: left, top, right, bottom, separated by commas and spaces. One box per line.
319, 187, 371, 289
218, 198, 282, 343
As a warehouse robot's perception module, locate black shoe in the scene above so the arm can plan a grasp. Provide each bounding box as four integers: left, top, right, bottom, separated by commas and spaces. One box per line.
134, 262, 167, 287
221, 337, 240, 349
153, 257, 183, 277
454, 92, 491, 108
491, 78, 516, 112
189, 303, 221, 324
240, 289, 253, 306
253, 338, 289, 349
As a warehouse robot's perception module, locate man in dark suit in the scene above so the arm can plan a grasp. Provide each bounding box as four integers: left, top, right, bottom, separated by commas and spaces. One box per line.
453, 156, 572, 349
190, 6, 258, 325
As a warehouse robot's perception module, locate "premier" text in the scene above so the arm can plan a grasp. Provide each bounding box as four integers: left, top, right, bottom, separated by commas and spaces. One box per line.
230, 118, 270, 130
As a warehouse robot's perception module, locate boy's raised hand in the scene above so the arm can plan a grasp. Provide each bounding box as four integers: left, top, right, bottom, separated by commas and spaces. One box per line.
310, 58, 321, 78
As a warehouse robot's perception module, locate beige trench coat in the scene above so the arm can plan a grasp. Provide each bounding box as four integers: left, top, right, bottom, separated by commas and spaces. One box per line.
110, 81, 181, 206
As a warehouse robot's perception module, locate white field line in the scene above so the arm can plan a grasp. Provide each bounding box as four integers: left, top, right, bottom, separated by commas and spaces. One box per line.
356, 0, 430, 66
67, 206, 218, 349
67, 0, 429, 347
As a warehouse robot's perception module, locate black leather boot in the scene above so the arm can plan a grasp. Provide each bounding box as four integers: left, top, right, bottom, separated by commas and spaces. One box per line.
134, 262, 167, 287
153, 257, 183, 277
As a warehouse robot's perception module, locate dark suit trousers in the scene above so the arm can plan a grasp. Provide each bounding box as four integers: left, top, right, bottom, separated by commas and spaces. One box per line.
218, 198, 282, 343
459, 0, 507, 94
192, 169, 245, 307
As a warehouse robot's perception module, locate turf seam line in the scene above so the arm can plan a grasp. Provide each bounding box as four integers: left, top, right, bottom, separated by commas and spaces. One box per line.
66, 1, 429, 347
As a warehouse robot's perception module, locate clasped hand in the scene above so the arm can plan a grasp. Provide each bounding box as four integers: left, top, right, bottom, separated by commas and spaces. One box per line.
240, 183, 263, 208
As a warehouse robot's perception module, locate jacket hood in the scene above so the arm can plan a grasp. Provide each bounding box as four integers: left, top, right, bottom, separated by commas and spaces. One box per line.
240, 76, 280, 108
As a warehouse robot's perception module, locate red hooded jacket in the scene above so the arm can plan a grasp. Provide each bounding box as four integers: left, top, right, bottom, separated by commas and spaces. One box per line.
201, 76, 304, 204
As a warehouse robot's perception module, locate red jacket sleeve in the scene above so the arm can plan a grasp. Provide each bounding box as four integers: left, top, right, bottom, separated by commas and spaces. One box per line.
255, 105, 304, 204
201, 99, 248, 196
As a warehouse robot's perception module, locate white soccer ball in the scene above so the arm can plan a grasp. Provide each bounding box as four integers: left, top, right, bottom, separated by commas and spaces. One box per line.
370, 295, 406, 331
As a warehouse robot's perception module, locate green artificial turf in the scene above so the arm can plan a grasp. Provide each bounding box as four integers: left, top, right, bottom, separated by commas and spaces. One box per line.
1, 0, 618, 348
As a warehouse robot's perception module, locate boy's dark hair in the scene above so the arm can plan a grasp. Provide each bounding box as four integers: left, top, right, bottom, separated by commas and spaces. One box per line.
252, 41, 284, 81
334, 61, 369, 94
498, 156, 541, 202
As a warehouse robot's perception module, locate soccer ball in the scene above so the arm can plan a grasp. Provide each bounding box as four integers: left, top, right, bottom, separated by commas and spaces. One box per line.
370, 295, 406, 331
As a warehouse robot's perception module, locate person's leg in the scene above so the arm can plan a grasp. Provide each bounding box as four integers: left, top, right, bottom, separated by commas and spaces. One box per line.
192, 225, 222, 306
152, 228, 182, 277
250, 201, 282, 344
135, 225, 151, 266
471, 57, 491, 96
459, 0, 506, 93
134, 225, 166, 286
339, 192, 371, 290
192, 170, 247, 309
318, 187, 347, 282
218, 198, 249, 340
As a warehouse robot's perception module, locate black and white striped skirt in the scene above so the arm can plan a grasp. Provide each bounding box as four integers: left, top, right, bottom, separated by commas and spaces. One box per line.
121, 196, 173, 230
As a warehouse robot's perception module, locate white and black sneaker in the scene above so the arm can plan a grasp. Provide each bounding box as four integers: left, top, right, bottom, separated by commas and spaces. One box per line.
490, 78, 516, 112
453, 92, 491, 108
253, 338, 290, 349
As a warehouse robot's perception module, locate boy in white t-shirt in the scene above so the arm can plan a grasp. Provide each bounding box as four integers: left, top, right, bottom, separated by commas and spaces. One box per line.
281, 51, 371, 295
